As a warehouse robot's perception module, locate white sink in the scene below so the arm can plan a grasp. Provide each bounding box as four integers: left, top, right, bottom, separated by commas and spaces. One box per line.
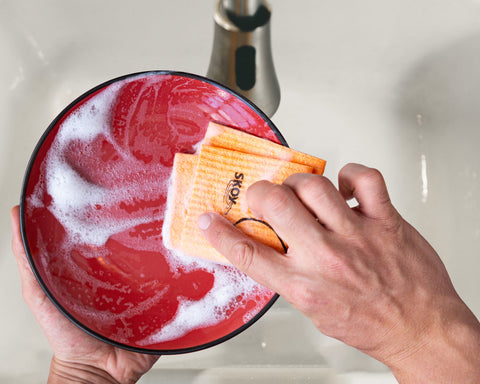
2, 0, 479, 383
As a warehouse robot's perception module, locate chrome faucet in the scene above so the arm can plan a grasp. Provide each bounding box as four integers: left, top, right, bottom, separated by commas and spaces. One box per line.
207, 0, 281, 117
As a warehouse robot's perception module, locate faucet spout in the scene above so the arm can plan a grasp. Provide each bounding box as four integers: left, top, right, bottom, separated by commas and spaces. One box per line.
207, 0, 281, 117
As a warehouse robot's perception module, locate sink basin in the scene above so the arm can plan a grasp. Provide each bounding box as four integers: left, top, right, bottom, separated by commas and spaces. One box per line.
1, 0, 479, 383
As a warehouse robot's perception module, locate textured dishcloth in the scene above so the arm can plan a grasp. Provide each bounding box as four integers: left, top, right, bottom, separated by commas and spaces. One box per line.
167, 122, 326, 264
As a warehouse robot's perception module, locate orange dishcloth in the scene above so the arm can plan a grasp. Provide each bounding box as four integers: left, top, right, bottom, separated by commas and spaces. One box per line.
167, 122, 326, 264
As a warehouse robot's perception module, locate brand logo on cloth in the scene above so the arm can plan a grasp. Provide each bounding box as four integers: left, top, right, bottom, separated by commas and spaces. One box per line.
223, 172, 244, 215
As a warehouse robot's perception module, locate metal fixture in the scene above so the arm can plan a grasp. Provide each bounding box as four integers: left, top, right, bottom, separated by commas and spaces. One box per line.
207, 0, 281, 117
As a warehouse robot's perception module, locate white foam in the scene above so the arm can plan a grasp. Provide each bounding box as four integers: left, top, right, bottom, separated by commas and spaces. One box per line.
45, 157, 163, 247
138, 261, 266, 345
160, 171, 176, 251
43, 81, 156, 246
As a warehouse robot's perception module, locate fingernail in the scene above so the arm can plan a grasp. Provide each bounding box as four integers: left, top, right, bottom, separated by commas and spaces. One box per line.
197, 213, 213, 230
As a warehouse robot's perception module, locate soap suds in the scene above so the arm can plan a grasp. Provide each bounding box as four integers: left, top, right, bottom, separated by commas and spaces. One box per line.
139, 262, 265, 345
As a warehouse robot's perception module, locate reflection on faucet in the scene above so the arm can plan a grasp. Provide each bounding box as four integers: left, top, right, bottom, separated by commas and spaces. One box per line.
207, 0, 281, 117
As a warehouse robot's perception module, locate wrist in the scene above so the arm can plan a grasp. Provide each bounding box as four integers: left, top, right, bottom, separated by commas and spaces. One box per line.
388, 301, 480, 383
48, 356, 120, 384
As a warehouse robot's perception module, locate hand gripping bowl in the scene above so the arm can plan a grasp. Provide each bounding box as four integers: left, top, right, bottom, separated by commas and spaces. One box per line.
20, 71, 282, 354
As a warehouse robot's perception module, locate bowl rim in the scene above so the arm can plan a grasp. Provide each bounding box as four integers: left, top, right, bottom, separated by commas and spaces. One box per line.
19, 70, 284, 355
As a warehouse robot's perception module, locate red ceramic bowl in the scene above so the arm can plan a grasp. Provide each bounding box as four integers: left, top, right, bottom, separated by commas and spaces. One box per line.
20, 71, 283, 354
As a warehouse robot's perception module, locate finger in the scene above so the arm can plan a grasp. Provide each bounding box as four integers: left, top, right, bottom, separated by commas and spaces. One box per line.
283, 173, 357, 233
11, 206, 32, 275
198, 212, 290, 292
246, 180, 324, 249
10, 206, 47, 308
338, 164, 398, 221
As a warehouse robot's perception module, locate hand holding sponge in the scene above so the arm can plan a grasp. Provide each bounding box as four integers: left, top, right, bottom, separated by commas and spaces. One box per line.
165, 122, 326, 264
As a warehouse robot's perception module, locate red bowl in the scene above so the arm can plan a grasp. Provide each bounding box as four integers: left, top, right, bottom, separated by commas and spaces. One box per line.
20, 71, 283, 354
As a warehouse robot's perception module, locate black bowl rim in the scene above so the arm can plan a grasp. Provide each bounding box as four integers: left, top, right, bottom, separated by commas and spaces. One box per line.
19, 70, 284, 355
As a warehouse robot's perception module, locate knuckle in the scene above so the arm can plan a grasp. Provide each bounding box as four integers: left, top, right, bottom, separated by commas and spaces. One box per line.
304, 175, 331, 191
358, 167, 384, 187
230, 240, 257, 272
338, 163, 352, 178
301, 175, 333, 200
264, 184, 293, 217
22, 285, 42, 309
21, 287, 30, 305
287, 283, 318, 314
